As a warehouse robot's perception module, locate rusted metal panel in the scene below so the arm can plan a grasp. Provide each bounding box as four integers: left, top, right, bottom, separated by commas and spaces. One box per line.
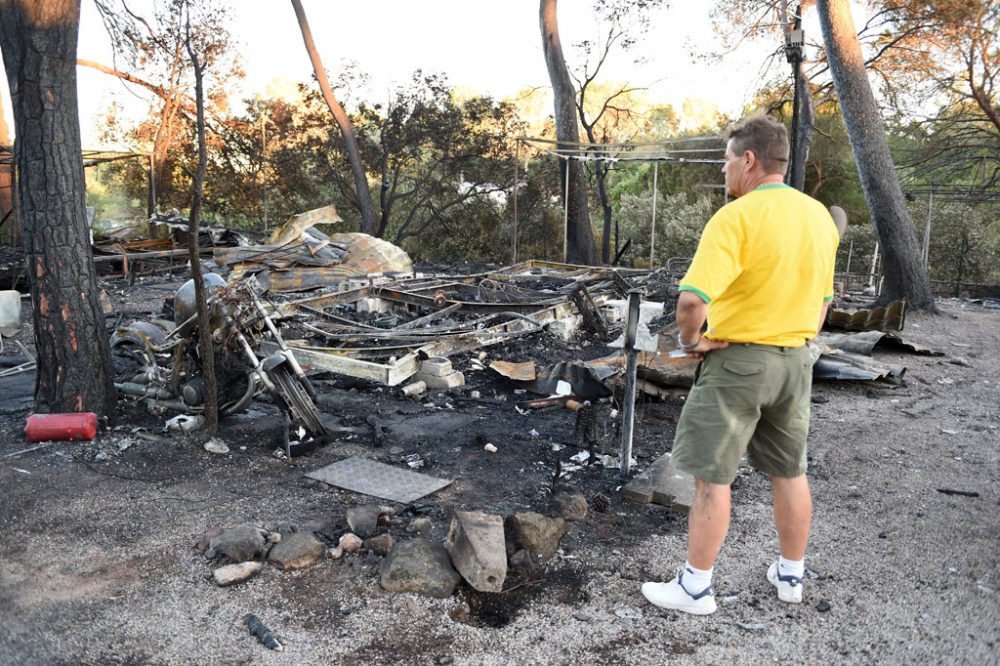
826, 299, 907, 332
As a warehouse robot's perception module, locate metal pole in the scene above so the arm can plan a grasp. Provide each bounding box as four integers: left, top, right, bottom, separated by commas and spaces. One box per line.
261, 110, 268, 232
147, 153, 156, 217
649, 161, 659, 267
922, 184, 933, 268
563, 157, 570, 263
619, 289, 641, 480
845, 237, 854, 278
512, 142, 519, 264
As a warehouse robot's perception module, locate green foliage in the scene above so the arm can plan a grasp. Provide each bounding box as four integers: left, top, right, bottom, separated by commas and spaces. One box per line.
617, 191, 716, 268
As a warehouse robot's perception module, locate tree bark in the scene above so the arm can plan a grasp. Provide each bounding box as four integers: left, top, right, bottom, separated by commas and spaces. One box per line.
540, 0, 596, 265
789, 61, 813, 191
0, 93, 15, 246
817, 0, 936, 310
184, 14, 218, 437
290, 0, 377, 236
0, 0, 116, 416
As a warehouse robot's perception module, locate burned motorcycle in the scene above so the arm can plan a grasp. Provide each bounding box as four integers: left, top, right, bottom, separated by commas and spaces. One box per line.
112, 274, 327, 449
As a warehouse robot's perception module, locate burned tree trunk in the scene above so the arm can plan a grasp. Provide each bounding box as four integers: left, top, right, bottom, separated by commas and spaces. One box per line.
789, 61, 813, 191
0, 0, 116, 417
184, 15, 218, 436
817, 0, 936, 310
290, 0, 377, 237
540, 0, 596, 265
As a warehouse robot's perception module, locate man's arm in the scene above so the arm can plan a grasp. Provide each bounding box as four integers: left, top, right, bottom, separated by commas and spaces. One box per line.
817, 301, 830, 334
676, 290, 729, 359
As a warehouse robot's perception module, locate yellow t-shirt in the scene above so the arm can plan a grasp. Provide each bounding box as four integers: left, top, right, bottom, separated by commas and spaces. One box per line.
678, 184, 840, 347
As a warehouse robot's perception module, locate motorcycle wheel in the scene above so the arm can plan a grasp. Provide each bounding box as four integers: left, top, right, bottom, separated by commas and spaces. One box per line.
269, 364, 327, 436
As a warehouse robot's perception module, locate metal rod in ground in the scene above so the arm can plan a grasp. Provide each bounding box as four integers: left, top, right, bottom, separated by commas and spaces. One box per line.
619, 289, 642, 480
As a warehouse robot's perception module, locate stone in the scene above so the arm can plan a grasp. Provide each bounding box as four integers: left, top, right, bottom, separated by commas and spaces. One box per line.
347, 505, 381, 538
379, 539, 462, 599
339, 533, 363, 552
210, 525, 266, 563
621, 453, 695, 514
401, 381, 427, 397
549, 493, 589, 521
444, 511, 507, 593
419, 357, 453, 377
508, 549, 535, 571
195, 527, 223, 552
328, 546, 344, 559
365, 533, 395, 556
505, 512, 566, 561
413, 370, 465, 389
213, 561, 262, 587
266, 532, 326, 570
406, 516, 432, 534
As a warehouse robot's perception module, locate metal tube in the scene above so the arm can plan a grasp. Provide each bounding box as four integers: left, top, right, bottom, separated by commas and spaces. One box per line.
649, 161, 659, 266
923, 184, 934, 268
619, 289, 642, 480
512, 142, 519, 264
563, 157, 570, 263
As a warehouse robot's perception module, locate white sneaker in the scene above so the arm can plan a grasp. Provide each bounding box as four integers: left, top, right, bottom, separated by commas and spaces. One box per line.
767, 560, 804, 603
641, 568, 717, 615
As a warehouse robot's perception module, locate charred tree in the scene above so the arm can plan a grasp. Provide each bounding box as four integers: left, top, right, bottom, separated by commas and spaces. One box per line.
290, 0, 377, 236
183, 9, 218, 436
817, 0, 936, 310
0, 0, 116, 417
540, 0, 596, 265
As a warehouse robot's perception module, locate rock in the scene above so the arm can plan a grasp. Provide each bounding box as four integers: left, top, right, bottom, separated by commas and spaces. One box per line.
203, 437, 229, 454
948, 356, 970, 367
816, 600, 832, 612
213, 561, 262, 587
339, 533, 363, 552
444, 511, 507, 593
379, 539, 462, 599
484, 443, 498, 453
266, 532, 281, 544
266, 532, 326, 570
195, 527, 223, 552
406, 516, 432, 534
505, 512, 566, 561
549, 493, 588, 521
210, 525, 266, 563
508, 549, 535, 571
203, 547, 217, 560
365, 533, 395, 556
347, 505, 381, 538
328, 546, 344, 559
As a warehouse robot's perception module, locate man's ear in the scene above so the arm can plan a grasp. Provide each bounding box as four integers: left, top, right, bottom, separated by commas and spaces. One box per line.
744, 150, 756, 168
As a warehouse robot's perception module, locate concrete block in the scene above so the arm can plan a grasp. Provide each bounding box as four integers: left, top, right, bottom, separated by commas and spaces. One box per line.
419, 357, 453, 377
621, 453, 695, 514
413, 370, 465, 389
445, 511, 507, 593
548, 315, 581, 341
356, 298, 390, 314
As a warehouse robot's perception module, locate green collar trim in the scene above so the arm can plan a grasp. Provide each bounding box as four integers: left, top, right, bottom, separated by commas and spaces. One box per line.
754, 183, 790, 191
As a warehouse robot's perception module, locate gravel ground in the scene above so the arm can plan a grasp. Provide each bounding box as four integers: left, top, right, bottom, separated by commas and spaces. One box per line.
0, 296, 997, 665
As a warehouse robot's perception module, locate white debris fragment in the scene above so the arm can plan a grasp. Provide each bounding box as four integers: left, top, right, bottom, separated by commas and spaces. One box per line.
529, 429, 539, 437
555, 380, 572, 396
484, 443, 498, 453
204, 438, 229, 454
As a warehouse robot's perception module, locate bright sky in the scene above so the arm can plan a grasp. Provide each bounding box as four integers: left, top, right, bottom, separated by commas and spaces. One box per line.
2, 0, 797, 148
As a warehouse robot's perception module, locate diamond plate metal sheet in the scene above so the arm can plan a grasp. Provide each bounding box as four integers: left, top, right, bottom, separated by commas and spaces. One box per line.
305, 456, 452, 504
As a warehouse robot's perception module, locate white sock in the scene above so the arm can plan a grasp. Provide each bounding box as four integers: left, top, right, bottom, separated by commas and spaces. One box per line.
682, 560, 714, 592
778, 555, 804, 578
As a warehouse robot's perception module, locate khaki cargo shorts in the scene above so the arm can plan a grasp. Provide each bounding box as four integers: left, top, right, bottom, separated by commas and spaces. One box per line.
671, 343, 815, 485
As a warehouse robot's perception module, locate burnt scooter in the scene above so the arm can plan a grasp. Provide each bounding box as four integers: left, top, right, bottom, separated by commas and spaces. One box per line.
113, 274, 327, 450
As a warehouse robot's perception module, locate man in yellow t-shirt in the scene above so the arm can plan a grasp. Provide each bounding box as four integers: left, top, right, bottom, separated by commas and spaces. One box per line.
641, 115, 840, 615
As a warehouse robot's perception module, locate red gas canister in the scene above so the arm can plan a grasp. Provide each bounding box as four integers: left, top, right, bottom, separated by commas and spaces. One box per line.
24, 413, 99, 442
